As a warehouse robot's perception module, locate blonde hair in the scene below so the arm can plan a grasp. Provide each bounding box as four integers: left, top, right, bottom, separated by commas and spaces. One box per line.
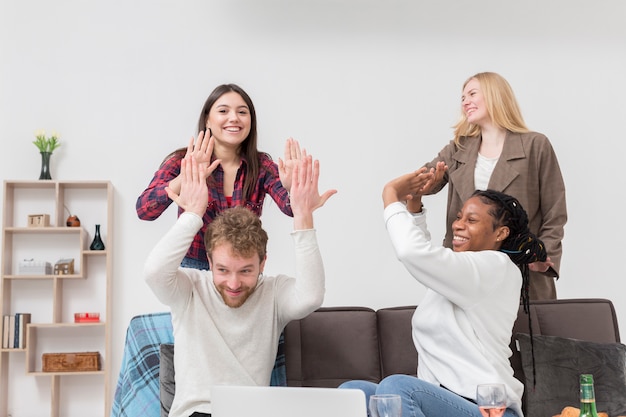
453, 72, 529, 145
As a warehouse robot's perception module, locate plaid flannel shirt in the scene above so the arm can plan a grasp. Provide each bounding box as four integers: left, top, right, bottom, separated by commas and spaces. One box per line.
136, 152, 292, 264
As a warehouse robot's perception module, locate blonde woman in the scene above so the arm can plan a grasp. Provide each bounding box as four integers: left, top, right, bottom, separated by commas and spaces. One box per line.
423, 72, 566, 300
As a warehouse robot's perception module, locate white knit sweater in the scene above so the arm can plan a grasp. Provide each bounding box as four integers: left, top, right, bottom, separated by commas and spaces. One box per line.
144, 212, 325, 417
384, 202, 524, 417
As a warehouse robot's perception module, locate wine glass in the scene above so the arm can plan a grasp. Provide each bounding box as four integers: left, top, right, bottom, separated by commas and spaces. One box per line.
369, 394, 402, 417
476, 384, 507, 417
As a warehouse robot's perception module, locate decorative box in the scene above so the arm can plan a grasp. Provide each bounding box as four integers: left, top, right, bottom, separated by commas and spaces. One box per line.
74, 312, 100, 323
42, 352, 101, 372
27, 214, 50, 227
54, 258, 75, 275
18, 259, 52, 275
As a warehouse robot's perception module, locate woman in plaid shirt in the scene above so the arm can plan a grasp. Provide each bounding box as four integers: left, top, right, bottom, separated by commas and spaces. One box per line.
137, 83, 300, 271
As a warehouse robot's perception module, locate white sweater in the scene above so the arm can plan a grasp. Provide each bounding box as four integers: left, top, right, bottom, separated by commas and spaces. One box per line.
384, 202, 524, 417
144, 212, 325, 417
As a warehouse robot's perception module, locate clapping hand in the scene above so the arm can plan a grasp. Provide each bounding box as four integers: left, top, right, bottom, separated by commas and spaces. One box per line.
383, 167, 434, 206
419, 161, 448, 195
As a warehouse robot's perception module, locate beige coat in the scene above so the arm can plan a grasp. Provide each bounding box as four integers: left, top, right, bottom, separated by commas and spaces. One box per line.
424, 131, 567, 300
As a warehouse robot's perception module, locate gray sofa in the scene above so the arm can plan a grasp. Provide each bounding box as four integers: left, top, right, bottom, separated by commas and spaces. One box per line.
283, 298, 621, 414
113, 298, 620, 417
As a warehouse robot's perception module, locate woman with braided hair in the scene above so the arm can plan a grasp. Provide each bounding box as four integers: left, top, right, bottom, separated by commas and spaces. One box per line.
340, 167, 546, 417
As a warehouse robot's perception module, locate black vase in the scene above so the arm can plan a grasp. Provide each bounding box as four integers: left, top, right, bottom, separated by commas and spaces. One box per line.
89, 224, 105, 250
39, 152, 52, 180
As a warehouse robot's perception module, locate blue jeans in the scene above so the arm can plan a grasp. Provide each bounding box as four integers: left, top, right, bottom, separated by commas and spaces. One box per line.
180, 257, 210, 270
339, 375, 519, 417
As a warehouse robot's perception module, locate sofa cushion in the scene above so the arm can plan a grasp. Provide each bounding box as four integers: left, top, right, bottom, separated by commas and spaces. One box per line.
376, 306, 417, 378
516, 333, 626, 417
510, 299, 621, 388
284, 307, 381, 387
159, 344, 175, 417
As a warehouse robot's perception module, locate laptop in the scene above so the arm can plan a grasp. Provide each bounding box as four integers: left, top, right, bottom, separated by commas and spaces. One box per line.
211, 385, 367, 417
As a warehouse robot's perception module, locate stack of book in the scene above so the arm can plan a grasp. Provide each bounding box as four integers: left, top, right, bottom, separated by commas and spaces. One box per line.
1, 313, 31, 349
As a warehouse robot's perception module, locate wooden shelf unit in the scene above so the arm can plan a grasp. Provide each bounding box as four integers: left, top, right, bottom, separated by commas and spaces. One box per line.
0, 180, 113, 417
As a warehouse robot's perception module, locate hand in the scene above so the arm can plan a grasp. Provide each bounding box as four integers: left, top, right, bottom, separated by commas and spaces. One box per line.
420, 161, 447, 195
278, 137, 303, 191
405, 163, 446, 212
168, 132, 221, 197
529, 256, 555, 273
290, 155, 337, 230
382, 168, 435, 208
185, 131, 222, 174
165, 156, 209, 217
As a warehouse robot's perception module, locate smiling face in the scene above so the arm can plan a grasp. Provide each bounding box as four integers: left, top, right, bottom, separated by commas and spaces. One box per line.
210, 242, 265, 308
461, 78, 490, 127
451, 196, 509, 252
205, 91, 252, 149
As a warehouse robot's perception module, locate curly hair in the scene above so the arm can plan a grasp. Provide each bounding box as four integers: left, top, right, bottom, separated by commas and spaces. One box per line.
204, 206, 268, 262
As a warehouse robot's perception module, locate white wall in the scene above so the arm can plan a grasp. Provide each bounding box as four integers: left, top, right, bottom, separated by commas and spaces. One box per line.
1, 0, 625, 413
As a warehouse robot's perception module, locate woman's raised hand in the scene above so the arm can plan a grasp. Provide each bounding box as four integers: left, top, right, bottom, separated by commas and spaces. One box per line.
166, 156, 209, 217
289, 154, 337, 230
278, 137, 303, 191
382, 167, 435, 208
420, 161, 448, 195
185, 131, 221, 177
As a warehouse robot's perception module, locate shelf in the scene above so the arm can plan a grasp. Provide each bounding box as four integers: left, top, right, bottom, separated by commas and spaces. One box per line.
0, 347, 26, 353
3, 274, 85, 280
30, 322, 106, 328
84, 250, 107, 256
5, 227, 83, 233
28, 370, 105, 376
1, 179, 113, 417
4, 180, 111, 188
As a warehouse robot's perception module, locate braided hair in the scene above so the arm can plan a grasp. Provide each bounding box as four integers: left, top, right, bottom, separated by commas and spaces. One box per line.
472, 189, 547, 387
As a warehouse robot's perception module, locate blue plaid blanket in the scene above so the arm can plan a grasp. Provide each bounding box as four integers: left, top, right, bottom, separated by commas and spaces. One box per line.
110, 312, 286, 417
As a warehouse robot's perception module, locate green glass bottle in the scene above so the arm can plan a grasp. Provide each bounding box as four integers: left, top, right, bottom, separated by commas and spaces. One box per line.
579, 374, 600, 417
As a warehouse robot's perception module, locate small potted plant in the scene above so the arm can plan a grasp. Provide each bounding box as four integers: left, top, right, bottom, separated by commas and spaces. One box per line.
33, 130, 61, 180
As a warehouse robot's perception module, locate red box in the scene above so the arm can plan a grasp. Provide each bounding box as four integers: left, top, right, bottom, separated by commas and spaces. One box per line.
74, 312, 100, 323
